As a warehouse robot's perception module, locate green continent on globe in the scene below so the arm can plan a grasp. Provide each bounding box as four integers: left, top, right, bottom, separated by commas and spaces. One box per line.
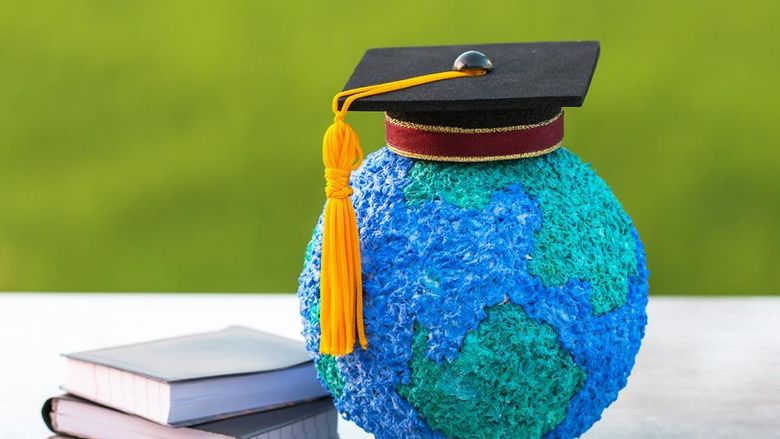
316, 354, 345, 399
398, 303, 585, 439
403, 148, 638, 314
305, 300, 346, 398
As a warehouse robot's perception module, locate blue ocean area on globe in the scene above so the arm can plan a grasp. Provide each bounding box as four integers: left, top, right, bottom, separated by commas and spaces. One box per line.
298, 146, 649, 439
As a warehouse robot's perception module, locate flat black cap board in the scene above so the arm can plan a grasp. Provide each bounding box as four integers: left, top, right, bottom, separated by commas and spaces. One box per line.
339, 41, 600, 113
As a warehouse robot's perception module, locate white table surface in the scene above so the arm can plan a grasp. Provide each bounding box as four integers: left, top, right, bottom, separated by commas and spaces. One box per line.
0, 294, 778, 438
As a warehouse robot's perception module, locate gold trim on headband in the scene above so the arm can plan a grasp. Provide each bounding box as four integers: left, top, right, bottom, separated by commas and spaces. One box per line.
384, 110, 563, 134
386, 142, 562, 162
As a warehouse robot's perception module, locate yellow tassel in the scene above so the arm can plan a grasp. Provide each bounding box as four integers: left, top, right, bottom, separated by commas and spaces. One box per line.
320, 69, 486, 356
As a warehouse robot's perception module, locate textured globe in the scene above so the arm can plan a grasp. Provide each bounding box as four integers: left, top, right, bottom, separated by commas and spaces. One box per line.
298, 147, 648, 439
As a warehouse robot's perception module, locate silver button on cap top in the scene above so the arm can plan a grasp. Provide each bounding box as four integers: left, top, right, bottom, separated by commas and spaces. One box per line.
452, 50, 493, 73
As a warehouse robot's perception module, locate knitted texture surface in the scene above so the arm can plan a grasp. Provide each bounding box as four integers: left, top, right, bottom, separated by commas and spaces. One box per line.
403, 150, 638, 314
398, 303, 586, 439
298, 147, 649, 439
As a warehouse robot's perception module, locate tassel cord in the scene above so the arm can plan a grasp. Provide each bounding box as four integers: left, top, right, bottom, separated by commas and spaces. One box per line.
319, 69, 486, 356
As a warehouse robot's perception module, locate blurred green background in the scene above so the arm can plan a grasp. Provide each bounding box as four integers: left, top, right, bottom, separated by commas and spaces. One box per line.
0, 1, 778, 294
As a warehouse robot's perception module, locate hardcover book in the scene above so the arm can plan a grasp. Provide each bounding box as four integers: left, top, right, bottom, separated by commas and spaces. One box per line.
43, 394, 338, 439
62, 326, 328, 426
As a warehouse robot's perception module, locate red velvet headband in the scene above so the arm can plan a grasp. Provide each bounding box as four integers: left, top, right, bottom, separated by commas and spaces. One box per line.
385, 110, 564, 162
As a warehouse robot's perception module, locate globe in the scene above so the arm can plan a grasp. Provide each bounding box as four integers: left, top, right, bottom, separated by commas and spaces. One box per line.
298, 147, 648, 439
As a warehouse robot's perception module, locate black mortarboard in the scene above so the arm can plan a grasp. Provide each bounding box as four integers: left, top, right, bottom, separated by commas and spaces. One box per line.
317, 41, 601, 356
339, 41, 599, 127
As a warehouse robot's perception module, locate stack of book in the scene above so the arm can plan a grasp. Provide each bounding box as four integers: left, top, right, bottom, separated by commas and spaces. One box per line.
41, 326, 337, 439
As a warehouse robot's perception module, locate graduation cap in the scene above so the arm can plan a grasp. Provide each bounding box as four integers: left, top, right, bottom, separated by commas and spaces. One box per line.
318, 41, 600, 356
